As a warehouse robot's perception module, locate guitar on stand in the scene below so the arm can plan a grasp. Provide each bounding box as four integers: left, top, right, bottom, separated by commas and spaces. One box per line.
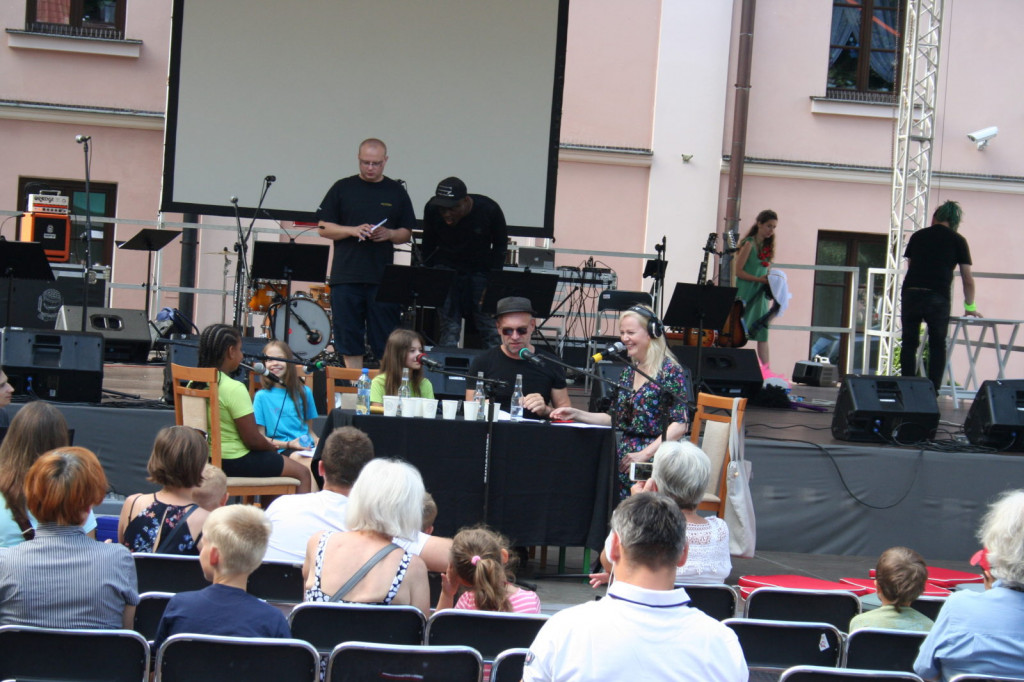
670, 232, 748, 349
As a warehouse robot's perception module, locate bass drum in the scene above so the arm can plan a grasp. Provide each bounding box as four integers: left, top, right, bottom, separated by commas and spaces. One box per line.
267, 295, 331, 359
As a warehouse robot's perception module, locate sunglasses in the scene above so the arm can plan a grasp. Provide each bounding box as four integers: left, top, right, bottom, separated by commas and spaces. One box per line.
500, 326, 531, 337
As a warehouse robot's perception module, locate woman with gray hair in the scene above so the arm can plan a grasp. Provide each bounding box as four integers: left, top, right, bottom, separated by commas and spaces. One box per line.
914, 489, 1024, 680
302, 458, 430, 614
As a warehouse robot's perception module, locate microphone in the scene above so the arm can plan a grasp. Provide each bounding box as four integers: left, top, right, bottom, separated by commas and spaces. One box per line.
306, 330, 322, 345
591, 341, 627, 364
414, 353, 442, 370
75, 135, 91, 143
229, 195, 239, 205
518, 347, 545, 366
304, 360, 327, 373
265, 175, 276, 183
240, 361, 283, 385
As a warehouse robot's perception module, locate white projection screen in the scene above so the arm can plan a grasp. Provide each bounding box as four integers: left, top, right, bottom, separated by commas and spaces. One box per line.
162, 0, 567, 236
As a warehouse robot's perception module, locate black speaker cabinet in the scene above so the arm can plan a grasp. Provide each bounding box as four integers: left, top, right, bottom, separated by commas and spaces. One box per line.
420, 346, 485, 401
793, 361, 840, 387
832, 375, 939, 443
588, 360, 692, 413
57, 306, 154, 363
670, 345, 761, 398
0, 327, 104, 403
964, 379, 1024, 451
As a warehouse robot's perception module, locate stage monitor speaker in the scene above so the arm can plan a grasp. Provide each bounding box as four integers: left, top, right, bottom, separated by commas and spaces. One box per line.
792, 361, 840, 387
670, 345, 761, 398
588, 360, 692, 413
964, 379, 1024, 451
421, 346, 485, 401
831, 375, 939, 443
0, 327, 104, 402
57, 306, 154, 363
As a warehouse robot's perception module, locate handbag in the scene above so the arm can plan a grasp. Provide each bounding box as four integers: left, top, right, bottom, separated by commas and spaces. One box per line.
723, 397, 756, 558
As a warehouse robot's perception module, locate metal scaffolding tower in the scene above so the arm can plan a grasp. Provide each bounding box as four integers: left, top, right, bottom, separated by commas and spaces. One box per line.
878, 0, 945, 374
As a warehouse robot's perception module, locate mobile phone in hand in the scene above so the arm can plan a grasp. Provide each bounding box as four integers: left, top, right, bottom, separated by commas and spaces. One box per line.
629, 461, 653, 481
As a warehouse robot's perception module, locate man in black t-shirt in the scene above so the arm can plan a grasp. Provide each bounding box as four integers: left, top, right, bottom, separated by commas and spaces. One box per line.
466, 296, 570, 420
316, 138, 415, 368
900, 200, 981, 390
421, 177, 507, 348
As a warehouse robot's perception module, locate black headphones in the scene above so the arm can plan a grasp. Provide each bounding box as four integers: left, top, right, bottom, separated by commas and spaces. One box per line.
627, 305, 664, 339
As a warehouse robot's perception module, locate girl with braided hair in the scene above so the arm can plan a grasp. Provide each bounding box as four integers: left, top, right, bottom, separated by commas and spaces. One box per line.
197, 324, 311, 492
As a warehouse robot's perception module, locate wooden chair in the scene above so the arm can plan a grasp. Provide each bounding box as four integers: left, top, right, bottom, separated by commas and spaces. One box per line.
170, 363, 299, 504
689, 392, 747, 518
325, 366, 378, 411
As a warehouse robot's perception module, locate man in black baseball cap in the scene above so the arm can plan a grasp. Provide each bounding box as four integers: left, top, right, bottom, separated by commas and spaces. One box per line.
421, 176, 507, 349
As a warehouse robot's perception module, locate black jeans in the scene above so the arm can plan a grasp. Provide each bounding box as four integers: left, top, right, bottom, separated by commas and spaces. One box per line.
900, 288, 950, 390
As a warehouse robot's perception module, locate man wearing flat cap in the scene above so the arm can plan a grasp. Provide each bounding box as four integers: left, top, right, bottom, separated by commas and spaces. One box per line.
421, 176, 507, 349
466, 296, 570, 420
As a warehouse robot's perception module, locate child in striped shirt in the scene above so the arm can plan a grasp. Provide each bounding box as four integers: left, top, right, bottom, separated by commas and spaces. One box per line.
436, 526, 540, 613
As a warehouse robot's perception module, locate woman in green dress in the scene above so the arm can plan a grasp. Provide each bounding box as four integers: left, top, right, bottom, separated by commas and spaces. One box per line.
733, 209, 778, 369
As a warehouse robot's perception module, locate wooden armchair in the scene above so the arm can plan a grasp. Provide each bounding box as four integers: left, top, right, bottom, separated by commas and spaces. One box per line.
325, 366, 379, 411
689, 392, 747, 518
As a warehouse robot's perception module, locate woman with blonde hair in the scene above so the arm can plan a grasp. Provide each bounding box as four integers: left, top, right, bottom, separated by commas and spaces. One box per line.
551, 306, 689, 498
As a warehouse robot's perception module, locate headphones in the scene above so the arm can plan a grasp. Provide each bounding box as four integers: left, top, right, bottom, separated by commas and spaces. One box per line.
627, 305, 664, 339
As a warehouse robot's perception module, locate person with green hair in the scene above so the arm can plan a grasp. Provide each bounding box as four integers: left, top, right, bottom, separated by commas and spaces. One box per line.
900, 200, 981, 391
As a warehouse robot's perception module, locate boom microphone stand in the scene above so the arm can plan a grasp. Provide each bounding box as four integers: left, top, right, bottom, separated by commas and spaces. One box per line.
76, 134, 93, 333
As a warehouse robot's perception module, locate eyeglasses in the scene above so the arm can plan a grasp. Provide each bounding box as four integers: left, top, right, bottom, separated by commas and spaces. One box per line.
359, 159, 385, 168
501, 326, 530, 337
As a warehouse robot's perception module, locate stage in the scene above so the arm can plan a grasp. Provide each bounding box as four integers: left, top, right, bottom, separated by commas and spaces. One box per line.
11, 365, 1020, 562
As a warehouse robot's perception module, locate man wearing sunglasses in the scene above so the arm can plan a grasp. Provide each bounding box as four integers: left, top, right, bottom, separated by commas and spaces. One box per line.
466, 296, 570, 420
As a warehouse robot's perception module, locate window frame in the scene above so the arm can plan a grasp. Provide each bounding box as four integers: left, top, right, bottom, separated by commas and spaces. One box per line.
24, 0, 126, 41
827, 0, 905, 103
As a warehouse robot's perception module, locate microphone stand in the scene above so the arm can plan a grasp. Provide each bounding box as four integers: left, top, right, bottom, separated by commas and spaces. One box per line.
425, 363, 508, 390
230, 178, 275, 331
523, 350, 630, 401
78, 137, 93, 334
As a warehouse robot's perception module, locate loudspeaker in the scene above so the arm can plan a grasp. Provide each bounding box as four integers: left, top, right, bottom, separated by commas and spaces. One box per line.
19, 213, 71, 261
792, 361, 840, 387
588, 361, 692, 412
57, 306, 154, 363
670, 345, 761, 398
0, 327, 104, 402
420, 346, 485, 400
964, 379, 1024, 451
831, 375, 939, 443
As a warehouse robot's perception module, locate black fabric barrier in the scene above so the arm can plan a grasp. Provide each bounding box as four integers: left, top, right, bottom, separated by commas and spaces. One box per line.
316, 412, 615, 549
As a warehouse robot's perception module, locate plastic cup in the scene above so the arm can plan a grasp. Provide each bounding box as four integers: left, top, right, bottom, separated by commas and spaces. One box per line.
421, 398, 439, 419
401, 397, 418, 418
463, 400, 479, 421
382, 395, 399, 417
442, 400, 459, 420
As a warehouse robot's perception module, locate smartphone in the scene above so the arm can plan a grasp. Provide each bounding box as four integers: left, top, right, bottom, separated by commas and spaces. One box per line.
629, 461, 653, 482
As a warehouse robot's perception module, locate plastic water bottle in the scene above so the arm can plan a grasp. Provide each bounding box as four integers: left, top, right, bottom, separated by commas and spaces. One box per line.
397, 368, 411, 416
510, 373, 524, 421
355, 368, 371, 414
474, 371, 487, 421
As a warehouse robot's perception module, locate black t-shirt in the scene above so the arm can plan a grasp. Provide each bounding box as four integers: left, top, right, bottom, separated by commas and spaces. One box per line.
316, 175, 416, 285
468, 346, 567, 420
421, 194, 507, 273
903, 224, 972, 297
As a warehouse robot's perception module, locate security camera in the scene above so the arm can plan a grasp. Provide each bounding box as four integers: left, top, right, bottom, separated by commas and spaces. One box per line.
967, 126, 998, 150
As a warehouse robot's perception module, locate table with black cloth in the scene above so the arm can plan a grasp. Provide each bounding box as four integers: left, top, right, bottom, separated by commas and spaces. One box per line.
314, 411, 615, 549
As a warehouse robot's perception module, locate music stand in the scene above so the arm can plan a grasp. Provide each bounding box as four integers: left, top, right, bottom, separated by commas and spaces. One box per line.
376, 265, 455, 343
118, 229, 181, 319
0, 241, 55, 328
251, 242, 330, 350
663, 282, 737, 395
481, 270, 559, 317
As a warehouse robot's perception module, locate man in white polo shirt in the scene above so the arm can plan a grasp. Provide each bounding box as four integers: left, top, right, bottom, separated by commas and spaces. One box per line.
263, 426, 451, 571
522, 492, 748, 682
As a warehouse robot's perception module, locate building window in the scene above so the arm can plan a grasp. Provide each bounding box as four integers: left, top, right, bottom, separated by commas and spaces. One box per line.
17, 177, 117, 267
25, 0, 126, 40
827, 0, 904, 102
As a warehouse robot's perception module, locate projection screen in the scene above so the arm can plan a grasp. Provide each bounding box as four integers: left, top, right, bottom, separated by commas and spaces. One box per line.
163, 0, 567, 236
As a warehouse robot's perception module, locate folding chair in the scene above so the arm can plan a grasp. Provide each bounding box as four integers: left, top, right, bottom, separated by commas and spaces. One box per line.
247, 560, 305, 603
781, 666, 923, 682
156, 633, 319, 682
288, 602, 426, 656
424, 609, 548, 662
843, 628, 927, 672
744, 586, 862, 633
326, 642, 483, 682
948, 676, 1024, 682
134, 553, 208, 593
678, 583, 739, 621
910, 595, 947, 621
690, 392, 747, 517
325, 366, 379, 412
133, 591, 174, 644
491, 648, 530, 682
0, 624, 149, 682
724, 618, 844, 674
171, 363, 299, 503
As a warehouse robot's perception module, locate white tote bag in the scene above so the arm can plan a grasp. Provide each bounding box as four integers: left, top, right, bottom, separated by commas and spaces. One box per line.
723, 398, 756, 558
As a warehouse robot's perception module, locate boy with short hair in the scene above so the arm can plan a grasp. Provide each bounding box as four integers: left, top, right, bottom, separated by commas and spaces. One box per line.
153, 505, 290, 649
422, 492, 438, 535
849, 546, 934, 632
191, 464, 228, 512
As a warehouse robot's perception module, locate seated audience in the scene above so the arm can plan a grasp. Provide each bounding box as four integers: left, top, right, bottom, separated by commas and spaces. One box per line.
915, 489, 1024, 680
302, 458, 431, 614
522, 493, 748, 681
118, 426, 209, 554
0, 366, 13, 428
849, 546, 933, 632
422, 492, 437, 534
0, 402, 87, 547
0, 447, 138, 629
153, 505, 290, 650
437, 526, 540, 613
264, 426, 451, 571
192, 464, 228, 512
